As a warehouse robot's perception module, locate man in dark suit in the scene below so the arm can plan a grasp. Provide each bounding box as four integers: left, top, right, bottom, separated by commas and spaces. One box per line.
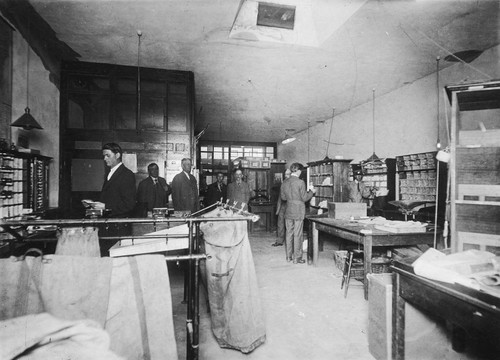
204, 172, 227, 207
171, 158, 199, 214
99, 142, 136, 255
137, 163, 172, 213
280, 162, 315, 264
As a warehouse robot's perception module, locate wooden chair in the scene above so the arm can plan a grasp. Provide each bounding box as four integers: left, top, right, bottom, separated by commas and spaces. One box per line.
340, 249, 364, 298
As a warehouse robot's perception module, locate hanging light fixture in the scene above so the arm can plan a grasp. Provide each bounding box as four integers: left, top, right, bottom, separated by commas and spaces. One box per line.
11, 20, 42, 131
282, 129, 296, 144
364, 89, 382, 164
323, 108, 335, 161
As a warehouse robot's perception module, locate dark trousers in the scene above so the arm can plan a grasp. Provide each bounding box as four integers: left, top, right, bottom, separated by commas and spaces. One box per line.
98, 222, 131, 257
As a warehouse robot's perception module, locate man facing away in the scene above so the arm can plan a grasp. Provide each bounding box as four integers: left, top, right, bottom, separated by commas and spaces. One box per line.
171, 158, 199, 214
280, 163, 315, 264
272, 168, 291, 247
137, 162, 172, 213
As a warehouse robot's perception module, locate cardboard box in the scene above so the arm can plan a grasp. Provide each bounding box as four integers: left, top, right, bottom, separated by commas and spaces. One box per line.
249, 160, 261, 168
368, 273, 446, 360
327, 202, 366, 219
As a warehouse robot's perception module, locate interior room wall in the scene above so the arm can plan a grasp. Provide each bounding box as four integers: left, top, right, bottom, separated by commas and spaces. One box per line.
279, 45, 500, 166
11, 30, 59, 208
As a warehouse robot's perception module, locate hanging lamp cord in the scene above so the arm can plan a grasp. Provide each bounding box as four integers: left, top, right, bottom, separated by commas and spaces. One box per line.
137, 30, 142, 127
325, 108, 335, 158
372, 89, 376, 156
436, 56, 441, 148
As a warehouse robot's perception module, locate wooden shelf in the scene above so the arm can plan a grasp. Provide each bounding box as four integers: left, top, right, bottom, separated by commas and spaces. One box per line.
446, 80, 500, 253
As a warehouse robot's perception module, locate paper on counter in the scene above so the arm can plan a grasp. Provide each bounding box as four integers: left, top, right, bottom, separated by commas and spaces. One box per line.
413, 248, 496, 285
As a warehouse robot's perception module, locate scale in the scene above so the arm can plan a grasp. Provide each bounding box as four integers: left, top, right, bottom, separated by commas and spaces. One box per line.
389, 200, 433, 222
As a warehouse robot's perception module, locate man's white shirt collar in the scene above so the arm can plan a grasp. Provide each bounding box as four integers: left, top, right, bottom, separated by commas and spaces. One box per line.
107, 162, 122, 180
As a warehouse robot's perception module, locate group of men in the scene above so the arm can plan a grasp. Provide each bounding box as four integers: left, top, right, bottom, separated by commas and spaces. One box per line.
98, 143, 373, 261
99, 142, 258, 220
97, 143, 200, 255
100, 143, 200, 218
204, 168, 254, 211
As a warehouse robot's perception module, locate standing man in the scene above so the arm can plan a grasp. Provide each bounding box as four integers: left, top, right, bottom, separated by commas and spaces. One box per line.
99, 142, 136, 256
272, 168, 291, 247
205, 172, 227, 207
280, 163, 315, 264
171, 158, 199, 214
137, 162, 172, 213
227, 168, 252, 210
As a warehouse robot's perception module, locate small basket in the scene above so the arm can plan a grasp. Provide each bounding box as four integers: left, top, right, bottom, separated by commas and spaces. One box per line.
334, 250, 391, 276
372, 257, 392, 274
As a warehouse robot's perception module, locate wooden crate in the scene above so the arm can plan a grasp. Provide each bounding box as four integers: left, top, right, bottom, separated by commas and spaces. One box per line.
458, 232, 500, 255
327, 202, 367, 220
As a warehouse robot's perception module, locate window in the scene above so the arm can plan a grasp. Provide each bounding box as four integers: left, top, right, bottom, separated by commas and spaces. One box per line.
257, 2, 296, 30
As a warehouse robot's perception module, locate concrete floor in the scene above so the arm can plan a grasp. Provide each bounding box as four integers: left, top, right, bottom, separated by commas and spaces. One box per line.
169, 231, 372, 360
168, 231, 493, 360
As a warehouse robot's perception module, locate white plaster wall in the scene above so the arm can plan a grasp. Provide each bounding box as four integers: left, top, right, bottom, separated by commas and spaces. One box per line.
11, 31, 59, 208
279, 45, 500, 166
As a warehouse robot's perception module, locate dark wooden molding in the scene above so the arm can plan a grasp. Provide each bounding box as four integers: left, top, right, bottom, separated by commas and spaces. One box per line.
0, 0, 80, 87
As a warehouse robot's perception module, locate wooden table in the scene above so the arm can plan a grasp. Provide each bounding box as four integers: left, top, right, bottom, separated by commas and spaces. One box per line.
391, 260, 500, 359
308, 217, 437, 299
249, 202, 275, 232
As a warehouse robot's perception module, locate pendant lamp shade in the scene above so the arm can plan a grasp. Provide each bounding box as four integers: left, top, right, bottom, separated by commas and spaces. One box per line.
11, 107, 43, 130
11, 23, 42, 131
282, 129, 296, 144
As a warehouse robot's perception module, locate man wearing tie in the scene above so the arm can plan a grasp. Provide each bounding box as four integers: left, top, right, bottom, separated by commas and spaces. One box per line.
171, 158, 200, 214
205, 172, 227, 207
137, 163, 172, 213
227, 168, 252, 210
99, 142, 136, 255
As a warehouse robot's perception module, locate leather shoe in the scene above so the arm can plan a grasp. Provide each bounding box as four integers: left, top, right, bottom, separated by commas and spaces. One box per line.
271, 242, 283, 247
286, 257, 292, 262
293, 259, 306, 264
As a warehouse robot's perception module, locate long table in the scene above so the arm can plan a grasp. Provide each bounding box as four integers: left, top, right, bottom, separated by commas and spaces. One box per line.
391, 260, 500, 359
308, 217, 437, 299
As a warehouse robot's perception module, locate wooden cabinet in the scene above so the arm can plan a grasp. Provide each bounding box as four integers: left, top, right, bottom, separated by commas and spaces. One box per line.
0, 150, 51, 220
306, 159, 352, 209
59, 61, 195, 217
446, 80, 500, 253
